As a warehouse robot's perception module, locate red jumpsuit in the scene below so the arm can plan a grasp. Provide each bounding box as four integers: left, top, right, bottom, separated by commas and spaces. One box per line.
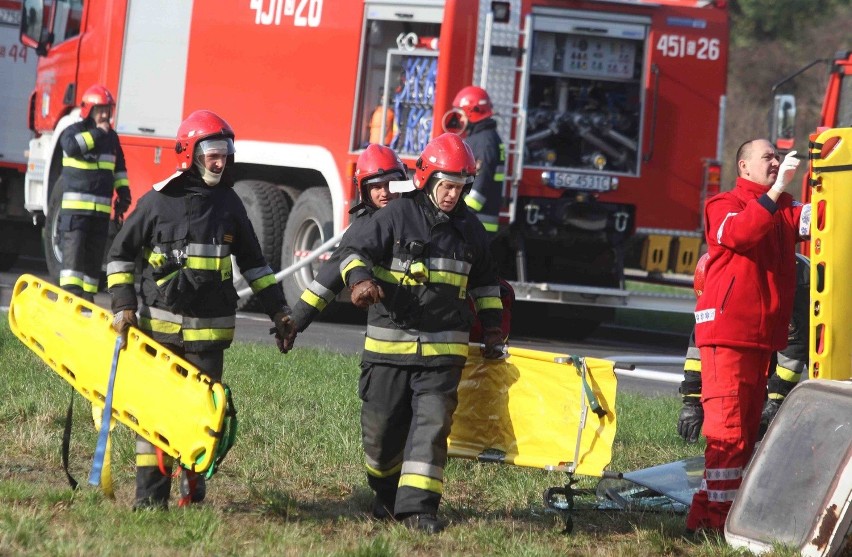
687, 176, 806, 532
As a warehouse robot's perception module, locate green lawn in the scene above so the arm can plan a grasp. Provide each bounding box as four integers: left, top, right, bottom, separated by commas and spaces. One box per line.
0, 317, 796, 556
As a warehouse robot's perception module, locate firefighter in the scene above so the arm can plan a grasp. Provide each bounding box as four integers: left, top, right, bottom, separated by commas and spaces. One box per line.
57, 84, 131, 302
448, 85, 505, 237
106, 110, 296, 510
677, 253, 810, 444
686, 139, 808, 534
338, 133, 504, 533
290, 144, 406, 331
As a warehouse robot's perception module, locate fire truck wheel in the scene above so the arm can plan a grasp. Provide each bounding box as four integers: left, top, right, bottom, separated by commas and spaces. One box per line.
232, 180, 289, 311
42, 178, 65, 283
281, 187, 334, 309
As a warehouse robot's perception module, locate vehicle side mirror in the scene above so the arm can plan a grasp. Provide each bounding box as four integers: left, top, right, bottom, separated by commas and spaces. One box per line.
19, 0, 50, 56
771, 94, 796, 151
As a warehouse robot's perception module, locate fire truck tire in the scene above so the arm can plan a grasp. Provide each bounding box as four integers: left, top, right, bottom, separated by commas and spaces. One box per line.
280, 187, 334, 309
232, 180, 289, 312
42, 178, 65, 283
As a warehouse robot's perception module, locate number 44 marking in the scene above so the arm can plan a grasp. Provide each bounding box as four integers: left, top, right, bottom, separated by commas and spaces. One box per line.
251, 0, 323, 27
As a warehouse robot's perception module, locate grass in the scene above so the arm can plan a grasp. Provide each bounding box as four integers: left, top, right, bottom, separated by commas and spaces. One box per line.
0, 317, 799, 556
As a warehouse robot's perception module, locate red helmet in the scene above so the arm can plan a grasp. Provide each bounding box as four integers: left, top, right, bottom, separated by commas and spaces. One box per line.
353, 144, 407, 203
452, 85, 493, 124
174, 110, 235, 170
693, 252, 710, 298
413, 133, 477, 190
80, 84, 115, 119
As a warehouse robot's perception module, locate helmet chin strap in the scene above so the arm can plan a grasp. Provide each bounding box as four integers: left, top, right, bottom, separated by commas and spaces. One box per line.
194, 159, 223, 186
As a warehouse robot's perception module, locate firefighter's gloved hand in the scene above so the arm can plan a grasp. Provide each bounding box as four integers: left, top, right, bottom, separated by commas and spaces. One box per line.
677, 398, 703, 443
112, 309, 138, 349
758, 399, 783, 440
272, 309, 297, 354
481, 326, 505, 359
771, 150, 800, 193
350, 280, 384, 309
114, 187, 131, 221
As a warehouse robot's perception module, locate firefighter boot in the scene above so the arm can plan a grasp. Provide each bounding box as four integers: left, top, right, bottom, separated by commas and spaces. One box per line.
367, 472, 399, 520
402, 513, 445, 534
133, 438, 172, 510
178, 469, 207, 507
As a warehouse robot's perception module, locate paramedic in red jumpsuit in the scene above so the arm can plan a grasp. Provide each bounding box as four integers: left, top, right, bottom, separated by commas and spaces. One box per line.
686, 138, 810, 533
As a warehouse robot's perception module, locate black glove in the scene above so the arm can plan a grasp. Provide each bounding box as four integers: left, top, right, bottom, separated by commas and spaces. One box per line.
271, 309, 297, 354
112, 309, 138, 349
114, 187, 131, 221
350, 280, 384, 309
758, 399, 782, 440
677, 398, 703, 443
481, 326, 505, 359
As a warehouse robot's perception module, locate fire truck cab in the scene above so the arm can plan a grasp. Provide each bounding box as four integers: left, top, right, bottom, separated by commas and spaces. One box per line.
20, 0, 727, 327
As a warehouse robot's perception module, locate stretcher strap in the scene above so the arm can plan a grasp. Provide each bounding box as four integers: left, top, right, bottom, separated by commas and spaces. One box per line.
88, 336, 122, 495
570, 355, 607, 418
61, 387, 79, 491
205, 386, 238, 479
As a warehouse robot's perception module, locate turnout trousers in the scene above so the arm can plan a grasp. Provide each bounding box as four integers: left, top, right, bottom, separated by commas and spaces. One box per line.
359, 362, 462, 517
686, 346, 771, 532
59, 217, 109, 302
134, 348, 224, 509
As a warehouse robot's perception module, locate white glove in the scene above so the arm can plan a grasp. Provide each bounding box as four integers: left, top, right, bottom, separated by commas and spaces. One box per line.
771, 150, 800, 193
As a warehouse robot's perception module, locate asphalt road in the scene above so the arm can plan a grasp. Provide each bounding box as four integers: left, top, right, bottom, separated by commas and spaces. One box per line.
1, 256, 689, 396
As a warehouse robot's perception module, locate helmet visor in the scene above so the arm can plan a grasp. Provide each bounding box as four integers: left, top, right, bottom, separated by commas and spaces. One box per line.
198, 138, 235, 156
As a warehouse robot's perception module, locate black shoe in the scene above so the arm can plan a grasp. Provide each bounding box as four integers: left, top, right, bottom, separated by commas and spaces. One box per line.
402, 513, 445, 534
132, 498, 168, 511
371, 499, 393, 520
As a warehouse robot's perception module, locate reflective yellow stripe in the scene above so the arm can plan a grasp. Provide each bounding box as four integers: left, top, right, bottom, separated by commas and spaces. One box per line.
136, 454, 160, 467
429, 270, 466, 288
474, 296, 502, 311
365, 337, 417, 355
373, 266, 422, 286
421, 342, 468, 357
365, 462, 402, 478
342, 259, 367, 282
301, 289, 328, 311
399, 473, 443, 494
465, 196, 484, 212
482, 221, 499, 232
81, 131, 95, 150
767, 392, 785, 401
61, 199, 112, 213
250, 274, 277, 293
82, 282, 98, 294
155, 270, 180, 287
139, 316, 182, 335
183, 328, 235, 342
774, 365, 800, 383
107, 272, 134, 288
494, 172, 505, 181
59, 276, 84, 288
186, 256, 230, 271
62, 157, 116, 171
114, 178, 129, 188
684, 358, 702, 373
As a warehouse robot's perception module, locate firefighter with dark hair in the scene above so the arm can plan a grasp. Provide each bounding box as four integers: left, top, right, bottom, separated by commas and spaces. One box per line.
290, 144, 406, 331
445, 85, 505, 237
57, 84, 131, 301
677, 253, 810, 444
338, 133, 503, 533
106, 110, 296, 510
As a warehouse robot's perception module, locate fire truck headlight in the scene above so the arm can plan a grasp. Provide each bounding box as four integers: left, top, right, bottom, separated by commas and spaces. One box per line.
541, 171, 553, 186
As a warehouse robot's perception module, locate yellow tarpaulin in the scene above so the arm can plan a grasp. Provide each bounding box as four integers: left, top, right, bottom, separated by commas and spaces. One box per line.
448, 345, 618, 477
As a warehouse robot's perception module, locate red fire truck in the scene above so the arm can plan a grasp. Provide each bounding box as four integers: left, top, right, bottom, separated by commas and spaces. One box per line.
0, 0, 38, 270
19, 0, 727, 326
